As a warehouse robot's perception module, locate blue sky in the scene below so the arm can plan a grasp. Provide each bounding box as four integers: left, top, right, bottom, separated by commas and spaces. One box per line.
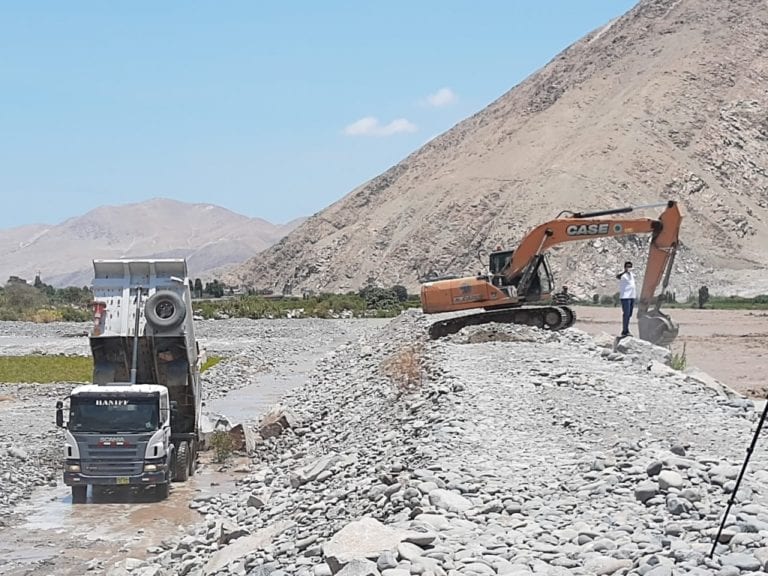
0, 1, 637, 228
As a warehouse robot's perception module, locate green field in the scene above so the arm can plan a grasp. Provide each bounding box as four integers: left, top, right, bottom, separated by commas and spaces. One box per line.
0, 355, 222, 383
0, 356, 92, 383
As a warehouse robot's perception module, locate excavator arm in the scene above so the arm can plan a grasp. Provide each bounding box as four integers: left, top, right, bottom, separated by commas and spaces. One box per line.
503, 200, 681, 344
504, 201, 680, 293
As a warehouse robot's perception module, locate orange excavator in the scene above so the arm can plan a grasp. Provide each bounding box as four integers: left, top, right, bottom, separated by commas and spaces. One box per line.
421, 200, 682, 346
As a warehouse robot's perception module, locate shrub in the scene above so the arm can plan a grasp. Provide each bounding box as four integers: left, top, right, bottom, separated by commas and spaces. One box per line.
210, 430, 234, 463
359, 286, 399, 309
698, 286, 710, 309
391, 285, 409, 302
60, 306, 91, 322
201, 356, 221, 372
670, 343, 687, 371
381, 344, 424, 396
28, 308, 63, 323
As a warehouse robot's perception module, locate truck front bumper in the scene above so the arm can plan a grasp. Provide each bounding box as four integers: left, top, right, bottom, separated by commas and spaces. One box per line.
64, 470, 168, 486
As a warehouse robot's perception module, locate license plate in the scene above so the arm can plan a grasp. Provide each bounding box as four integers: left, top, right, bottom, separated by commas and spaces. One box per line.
116, 477, 129, 485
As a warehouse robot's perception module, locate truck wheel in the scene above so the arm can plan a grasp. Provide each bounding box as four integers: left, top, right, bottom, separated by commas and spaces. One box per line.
71, 485, 87, 503
155, 482, 169, 500
173, 441, 189, 482
188, 439, 197, 477
145, 291, 186, 330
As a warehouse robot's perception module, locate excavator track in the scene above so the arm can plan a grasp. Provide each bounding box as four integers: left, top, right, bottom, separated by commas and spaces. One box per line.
559, 305, 577, 329
428, 305, 576, 340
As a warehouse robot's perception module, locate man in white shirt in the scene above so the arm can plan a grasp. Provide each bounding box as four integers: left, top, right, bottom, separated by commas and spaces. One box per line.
616, 261, 636, 337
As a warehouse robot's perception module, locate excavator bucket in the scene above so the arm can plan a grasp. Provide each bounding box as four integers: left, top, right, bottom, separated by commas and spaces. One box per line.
637, 310, 679, 347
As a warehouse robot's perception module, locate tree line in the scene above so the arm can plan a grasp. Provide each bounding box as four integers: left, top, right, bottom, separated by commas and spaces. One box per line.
0, 274, 419, 322
0, 275, 93, 321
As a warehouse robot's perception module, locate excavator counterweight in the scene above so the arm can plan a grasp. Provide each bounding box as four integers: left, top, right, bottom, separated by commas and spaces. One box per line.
420, 201, 682, 346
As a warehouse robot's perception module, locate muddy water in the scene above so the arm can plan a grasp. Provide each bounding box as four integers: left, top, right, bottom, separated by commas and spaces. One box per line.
208, 328, 361, 423
0, 453, 247, 575
209, 361, 310, 423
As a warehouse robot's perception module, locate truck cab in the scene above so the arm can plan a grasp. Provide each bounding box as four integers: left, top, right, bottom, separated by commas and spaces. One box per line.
56, 259, 202, 503
58, 384, 172, 501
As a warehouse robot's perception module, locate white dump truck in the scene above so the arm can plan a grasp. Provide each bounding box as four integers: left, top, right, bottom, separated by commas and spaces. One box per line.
56, 259, 203, 502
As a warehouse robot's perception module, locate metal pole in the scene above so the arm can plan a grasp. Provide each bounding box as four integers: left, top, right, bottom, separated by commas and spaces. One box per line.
130, 287, 142, 385
710, 398, 768, 557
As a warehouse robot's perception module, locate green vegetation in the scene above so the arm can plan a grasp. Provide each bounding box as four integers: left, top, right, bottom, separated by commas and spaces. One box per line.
193, 285, 420, 320
0, 273, 421, 323
0, 275, 92, 322
0, 354, 222, 383
210, 430, 235, 462
0, 355, 92, 383
697, 286, 710, 309
669, 343, 687, 371
201, 356, 222, 372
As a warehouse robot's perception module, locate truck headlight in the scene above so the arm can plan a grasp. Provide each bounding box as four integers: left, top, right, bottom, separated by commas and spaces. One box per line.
144, 464, 158, 472
66, 464, 81, 473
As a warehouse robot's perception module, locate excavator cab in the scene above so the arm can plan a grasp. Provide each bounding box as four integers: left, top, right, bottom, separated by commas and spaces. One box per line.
489, 250, 514, 275
488, 250, 554, 302
511, 254, 555, 302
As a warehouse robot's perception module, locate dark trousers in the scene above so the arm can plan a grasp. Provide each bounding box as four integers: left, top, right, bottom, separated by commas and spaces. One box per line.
621, 298, 635, 335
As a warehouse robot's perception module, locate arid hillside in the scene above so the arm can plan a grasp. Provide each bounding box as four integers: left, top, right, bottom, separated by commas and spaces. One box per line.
231, 0, 768, 299
0, 199, 304, 286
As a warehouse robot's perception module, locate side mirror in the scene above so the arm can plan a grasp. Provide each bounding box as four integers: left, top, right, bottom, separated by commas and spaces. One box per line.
55, 400, 64, 428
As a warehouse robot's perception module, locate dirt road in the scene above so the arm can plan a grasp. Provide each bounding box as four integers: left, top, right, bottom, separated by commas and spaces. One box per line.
573, 305, 768, 397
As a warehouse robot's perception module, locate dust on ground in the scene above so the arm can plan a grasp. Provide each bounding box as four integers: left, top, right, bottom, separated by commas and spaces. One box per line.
573, 305, 768, 398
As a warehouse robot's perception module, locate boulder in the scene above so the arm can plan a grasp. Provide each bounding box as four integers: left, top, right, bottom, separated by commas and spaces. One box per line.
203, 521, 293, 575
614, 337, 672, 367
229, 423, 259, 454
216, 519, 249, 545
291, 453, 342, 488
658, 470, 684, 490
259, 403, 302, 439
634, 481, 658, 503
7, 446, 28, 461
721, 553, 762, 571
199, 412, 234, 450
336, 559, 381, 576
322, 517, 409, 573
427, 489, 472, 512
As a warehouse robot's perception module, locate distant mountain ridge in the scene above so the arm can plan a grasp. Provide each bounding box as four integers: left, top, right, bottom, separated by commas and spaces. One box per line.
0, 198, 304, 287
229, 0, 768, 298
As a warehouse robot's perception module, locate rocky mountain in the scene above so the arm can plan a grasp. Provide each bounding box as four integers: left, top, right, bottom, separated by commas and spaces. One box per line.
231, 0, 768, 298
0, 199, 304, 287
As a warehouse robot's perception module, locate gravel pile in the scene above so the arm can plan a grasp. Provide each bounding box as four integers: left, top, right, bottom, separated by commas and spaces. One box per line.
0, 383, 70, 523
125, 311, 768, 576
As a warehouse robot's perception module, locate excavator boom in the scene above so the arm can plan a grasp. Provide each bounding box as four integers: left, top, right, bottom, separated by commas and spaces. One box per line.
420, 200, 682, 345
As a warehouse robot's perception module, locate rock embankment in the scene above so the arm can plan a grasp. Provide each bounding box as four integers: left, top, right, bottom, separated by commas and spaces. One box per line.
131, 312, 768, 576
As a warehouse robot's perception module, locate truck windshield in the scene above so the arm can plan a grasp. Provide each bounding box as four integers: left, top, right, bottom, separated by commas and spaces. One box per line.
69, 397, 159, 433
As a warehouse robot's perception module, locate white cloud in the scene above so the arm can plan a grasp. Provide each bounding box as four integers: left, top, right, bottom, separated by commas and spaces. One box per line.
343, 116, 417, 137
424, 87, 457, 107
